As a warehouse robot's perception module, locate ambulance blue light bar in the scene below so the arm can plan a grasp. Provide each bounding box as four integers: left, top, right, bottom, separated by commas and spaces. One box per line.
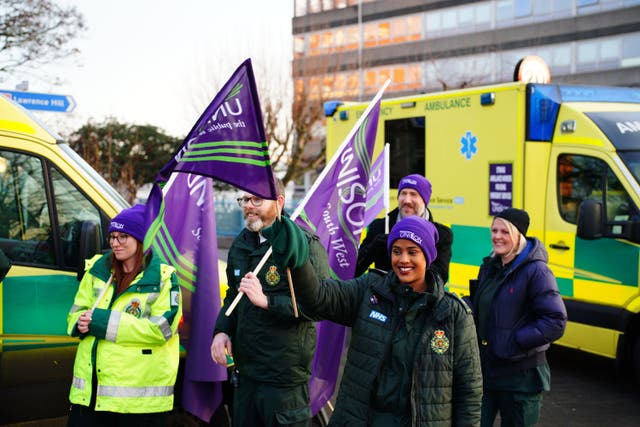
527, 84, 640, 141
324, 100, 343, 117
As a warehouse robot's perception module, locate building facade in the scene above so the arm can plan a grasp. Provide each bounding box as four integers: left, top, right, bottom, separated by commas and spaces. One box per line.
292, 0, 640, 101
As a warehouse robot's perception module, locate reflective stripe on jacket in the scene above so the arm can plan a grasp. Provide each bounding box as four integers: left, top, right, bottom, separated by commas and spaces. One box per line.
67, 251, 182, 413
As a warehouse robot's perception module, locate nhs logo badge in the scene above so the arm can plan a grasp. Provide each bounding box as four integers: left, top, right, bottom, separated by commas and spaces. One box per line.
369, 310, 387, 323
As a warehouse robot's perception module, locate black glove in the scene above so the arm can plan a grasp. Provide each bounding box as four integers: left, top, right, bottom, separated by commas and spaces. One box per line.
262, 216, 309, 270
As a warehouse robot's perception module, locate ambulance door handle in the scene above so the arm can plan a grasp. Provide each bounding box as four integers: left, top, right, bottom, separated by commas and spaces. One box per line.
549, 242, 570, 251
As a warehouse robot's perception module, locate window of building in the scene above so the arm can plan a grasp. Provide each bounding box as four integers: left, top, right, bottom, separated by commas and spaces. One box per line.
295, 0, 307, 17
322, 0, 333, 11
442, 9, 457, 30
364, 22, 377, 47
475, 3, 492, 28
496, 0, 513, 22
533, 0, 552, 16
294, 36, 306, 58
309, 0, 321, 14
407, 15, 422, 40
577, 41, 598, 71
514, 0, 532, 18
309, 33, 320, 55
321, 31, 333, 51
378, 21, 391, 45
345, 26, 359, 50
622, 33, 640, 67
426, 12, 441, 33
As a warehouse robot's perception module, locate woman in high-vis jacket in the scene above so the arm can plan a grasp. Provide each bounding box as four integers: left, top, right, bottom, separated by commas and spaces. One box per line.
67, 204, 182, 426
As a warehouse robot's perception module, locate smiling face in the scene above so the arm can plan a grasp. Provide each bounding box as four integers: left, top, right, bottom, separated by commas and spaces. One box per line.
491, 218, 518, 259
109, 232, 139, 268
241, 192, 284, 233
390, 238, 428, 292
398, 188, 426, 218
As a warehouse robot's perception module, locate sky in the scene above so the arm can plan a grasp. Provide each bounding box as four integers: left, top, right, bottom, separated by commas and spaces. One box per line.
3, 0, 294, 139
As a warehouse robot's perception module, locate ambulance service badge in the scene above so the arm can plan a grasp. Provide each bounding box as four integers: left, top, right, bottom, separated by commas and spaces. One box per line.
125, 298, 142, 318
430, 329, 450, 354
266, 265, 280, 286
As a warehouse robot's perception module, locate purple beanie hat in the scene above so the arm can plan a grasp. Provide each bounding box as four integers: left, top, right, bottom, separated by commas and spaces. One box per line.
387, 216, 439, 265
398, 174, 432, 206
108, 204, 147, 243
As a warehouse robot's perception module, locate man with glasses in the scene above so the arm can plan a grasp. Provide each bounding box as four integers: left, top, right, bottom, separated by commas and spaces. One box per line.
211, 178, 331, 427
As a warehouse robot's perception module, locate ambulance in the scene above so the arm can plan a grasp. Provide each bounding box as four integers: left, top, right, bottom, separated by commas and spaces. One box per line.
325, 81, 640, 380
0, 95, 129, 423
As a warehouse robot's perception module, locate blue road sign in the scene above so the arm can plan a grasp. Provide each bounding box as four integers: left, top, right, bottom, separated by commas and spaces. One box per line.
0, 89, 76, 113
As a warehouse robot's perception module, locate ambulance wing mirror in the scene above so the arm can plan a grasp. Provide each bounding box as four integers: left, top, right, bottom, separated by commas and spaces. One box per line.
577, 199, 603, 240
77, 220, 102, 281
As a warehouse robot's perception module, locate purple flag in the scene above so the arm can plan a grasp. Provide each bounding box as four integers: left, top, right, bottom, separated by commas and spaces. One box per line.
142, 59, 277, 421
363, 144, 389, 227
293, 81, 388, 415
147, 173, 226, 421
156, 58, 277, 200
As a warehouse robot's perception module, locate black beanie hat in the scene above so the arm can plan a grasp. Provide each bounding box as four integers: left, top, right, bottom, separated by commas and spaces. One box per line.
495, 208, 530, 236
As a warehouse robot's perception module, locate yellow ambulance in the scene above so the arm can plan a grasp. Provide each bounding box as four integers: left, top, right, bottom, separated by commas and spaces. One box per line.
325, 82, 640, 379
0, 95, 129, 423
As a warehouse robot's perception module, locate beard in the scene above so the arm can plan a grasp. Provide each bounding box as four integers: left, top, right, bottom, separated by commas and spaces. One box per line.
399, 204, 427, 220
245, 217, 265, 233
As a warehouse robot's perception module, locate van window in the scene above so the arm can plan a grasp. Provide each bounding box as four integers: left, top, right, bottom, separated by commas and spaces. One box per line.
557, 154, 638, 229
385, 117, 425, 187
0, 151, 54, 265
50, 166, 102, 268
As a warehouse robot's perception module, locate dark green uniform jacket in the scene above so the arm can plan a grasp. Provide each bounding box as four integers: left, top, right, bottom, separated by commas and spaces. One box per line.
291, 262, 482, 427
214, 226, 331, 385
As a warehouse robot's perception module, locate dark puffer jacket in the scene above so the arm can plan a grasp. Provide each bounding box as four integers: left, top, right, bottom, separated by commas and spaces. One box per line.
291, 262, 482, 427
472, 237, 567, 378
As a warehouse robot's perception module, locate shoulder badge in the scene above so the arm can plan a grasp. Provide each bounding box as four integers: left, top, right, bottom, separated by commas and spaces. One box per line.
430, 329, 450, 354
125, 298, 142, 318
265, 265, 280, 286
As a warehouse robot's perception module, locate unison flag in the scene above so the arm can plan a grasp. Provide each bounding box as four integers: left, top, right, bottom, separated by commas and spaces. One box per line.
363, 143, 389, 228
154, 58, 277, 199
142, 58, 277, 421
293, 81, 389, 415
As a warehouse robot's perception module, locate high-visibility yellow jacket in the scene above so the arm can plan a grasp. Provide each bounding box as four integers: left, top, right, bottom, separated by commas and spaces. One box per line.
67, 251, 182, 413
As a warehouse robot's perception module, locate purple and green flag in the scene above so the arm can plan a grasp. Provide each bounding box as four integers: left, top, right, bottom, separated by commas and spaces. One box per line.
149, 173, 225, 421
363, 143, 389, 228
293, 81, 388, 415
143, 58, 277, 422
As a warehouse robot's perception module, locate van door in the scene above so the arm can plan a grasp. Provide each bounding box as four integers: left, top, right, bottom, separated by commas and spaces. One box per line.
0, 147, 111, 422
545, 147, 640, 359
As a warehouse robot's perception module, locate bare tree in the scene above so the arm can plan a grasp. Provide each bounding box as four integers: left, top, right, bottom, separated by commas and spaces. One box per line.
0, 0, 86, 76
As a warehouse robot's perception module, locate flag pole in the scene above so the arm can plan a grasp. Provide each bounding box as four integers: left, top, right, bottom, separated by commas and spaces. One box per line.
290, 79, 390, 221
227, 79, 390, 318
383, 143, 390, 234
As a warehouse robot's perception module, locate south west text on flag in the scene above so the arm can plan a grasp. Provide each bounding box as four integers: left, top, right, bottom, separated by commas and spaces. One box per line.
292, 80, 389, 415
362, 143, 389, 228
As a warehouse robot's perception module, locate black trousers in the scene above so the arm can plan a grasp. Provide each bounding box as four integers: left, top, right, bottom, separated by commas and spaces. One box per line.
67, 404, 170, 427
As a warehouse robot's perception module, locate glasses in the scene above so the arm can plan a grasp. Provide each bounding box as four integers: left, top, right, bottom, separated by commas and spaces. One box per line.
109, 234, 130, 244
236, 196, 264, 207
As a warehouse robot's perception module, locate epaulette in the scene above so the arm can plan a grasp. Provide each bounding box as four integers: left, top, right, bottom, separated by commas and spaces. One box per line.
445, 290, 473, 314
